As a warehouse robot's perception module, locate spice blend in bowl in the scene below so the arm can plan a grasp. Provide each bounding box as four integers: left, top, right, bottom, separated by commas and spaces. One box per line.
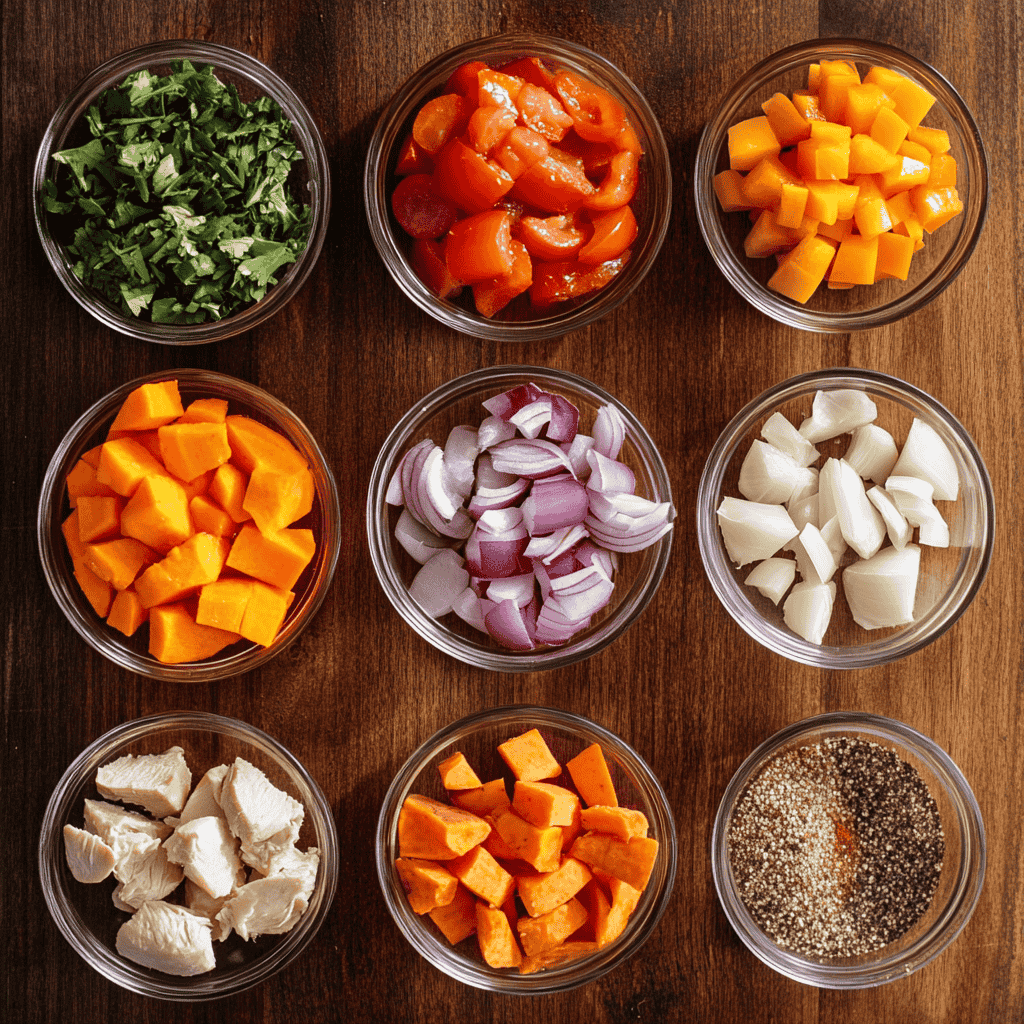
712, 713, 985, 988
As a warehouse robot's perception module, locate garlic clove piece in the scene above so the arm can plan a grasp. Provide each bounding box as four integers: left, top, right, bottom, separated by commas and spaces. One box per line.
744, 557, 796, 605
761, 411, 819, 468
890, 418, 959, 500
798, 389, 878, 443
716, 496, 799, 566
783, 580, 836, 644
844, 424, 899, 484
843, 544, 921, 628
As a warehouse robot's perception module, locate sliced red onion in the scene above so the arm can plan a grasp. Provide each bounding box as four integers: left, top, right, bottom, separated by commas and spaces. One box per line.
594, 403, 627, 460
561, 434, 595, 479
386, 459, 405, 505
585, 449, 636, 494
574, 539, 618, 578
476, 506, 525, 536
484, 598, 535, 651
469, 575, 488, 597
520, 478, 589, 534
585, 511, 674, 553
414, 448, 473, 539
451, 586, 487, 633
523, 523, 589, 564
534, 597, 591, 645
549, 564, 615, 621
509, 396, 553, 439
395, 508, 452, 564
533, 560, 553, 601
409, 548, 470, 617
475, 451, 518, 490
544, 548, 583, 578
490, 438, 575, 479
468, 478, 530, 517
443, 425, 479, 499
400, 439, 435, 526
421, 445, 460, 522
588, 490, 664, 523
486, 573, 536, 608
482, 382, 546, 420
523, 595, 540, 640
545, 394, 579, 444
477, 415, 517, 450
465, 517, 529, 579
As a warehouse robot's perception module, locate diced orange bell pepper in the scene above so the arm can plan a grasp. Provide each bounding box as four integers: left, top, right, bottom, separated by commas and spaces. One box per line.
739, 154, 801, 208
875, 230, 916, 280
909, 185, 964, 233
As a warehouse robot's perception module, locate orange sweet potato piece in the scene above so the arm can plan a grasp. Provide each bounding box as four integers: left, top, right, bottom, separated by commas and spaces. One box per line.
512, 780, 579, 828
242, 464, 315, 536
476, 901, 523, 968
147, 602, 240, 664
580, 806, 649, 842
395, 858, 458, 914
66, 457, 117, 507
451, 778, 511, 818
75, 495, 123, 542
398, 794, 492, 861
84, 537, 156, 591
95, 437, 170, 497
108, 380, 184, 433
134, 533, 230, 608
448, 845, 515, 908
481, 815, 522, 861
157, 422, 232, 483
178, 398, 228, 424
188, 494, 236, 538
581, 874, 642, 947
429, 884, 478, 944
106, 587, 148, 637
195, 578, 254, 634
74, 563, 114, 617
727, 115, 781, 172
517, 856, 592, 918
516, 895, 588, 957
497, 728, 560, 782
492, 811, 562, 873
569, 833, 659, 892
438, 752, 483, 791
225, 415, 307, 475
238, 581, 290, 647
120, 475, 193, 553
209, 463, 252, 524
225, 525, 315, 592
565, 743, 618, 808
519, 940, 599, 975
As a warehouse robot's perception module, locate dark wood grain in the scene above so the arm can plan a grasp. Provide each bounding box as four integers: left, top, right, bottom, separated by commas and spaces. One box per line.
3, 1, 1022, 1021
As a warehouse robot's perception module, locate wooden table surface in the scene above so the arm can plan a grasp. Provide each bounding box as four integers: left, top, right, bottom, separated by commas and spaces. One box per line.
4, 1, 1022, 1021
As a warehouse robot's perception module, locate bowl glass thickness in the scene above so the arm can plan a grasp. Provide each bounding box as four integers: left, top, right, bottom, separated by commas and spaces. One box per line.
364, 33, 672, 341
694, 39, 988, 332
37, 368, 341, 682
33, 40, 330, 345
366, 367, 674, 672
376, 705, 678, 993
697, 368, 993, 669
712, 712, 985, 988
38, 711, 339, 1001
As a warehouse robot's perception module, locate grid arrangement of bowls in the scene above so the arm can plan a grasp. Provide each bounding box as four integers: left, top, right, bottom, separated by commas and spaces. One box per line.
375, 704, 678, 993
33, 40, 331, 345
366, 366, 675, 672
38, 711, 340, 1001
694, 38, 988, 332
711, 712, 985, 988
364, 32, 672, 341
37, 368, 342, 682
696, 367, 994, 669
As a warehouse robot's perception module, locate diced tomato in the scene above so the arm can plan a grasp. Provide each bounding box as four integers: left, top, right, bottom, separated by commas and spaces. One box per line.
553, 71, 627, 144
395, 132, 434, 176
410, 237, 463, 300
472, 239, 533, 317
412, 94, 472, 155
445, 209, 516, 283
492, 126, 550, 180
477, 69, 524, 111
445, 60, 489, 99
512, 154, 597, 213
391, 173, 458, 239
530, 250, 632, 306
499, 56, 557, 91
468, 105, 518, 155
514, 214, 587, 261
432, 138, 515, 213
515, 84, 574, 142
584, 150, 639, 210
577, 206, 637, 264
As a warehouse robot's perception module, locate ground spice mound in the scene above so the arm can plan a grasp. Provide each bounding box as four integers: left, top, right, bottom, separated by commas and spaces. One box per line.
727, 736, 944, 958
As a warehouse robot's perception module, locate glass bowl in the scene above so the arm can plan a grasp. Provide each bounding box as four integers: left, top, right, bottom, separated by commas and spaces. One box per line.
711, 712, 985, 988
376, 704, 677, 993
366, 366, 675, 672
364, 32, 672, 341
696, 368, 993, 668
33, 40, 330, 344
38, 711, 339, 1001
37, 368, 341, 682
694, 38, 988, 332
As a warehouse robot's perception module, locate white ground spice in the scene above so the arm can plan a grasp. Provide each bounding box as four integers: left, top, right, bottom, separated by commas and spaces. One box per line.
727, 736, 943, 958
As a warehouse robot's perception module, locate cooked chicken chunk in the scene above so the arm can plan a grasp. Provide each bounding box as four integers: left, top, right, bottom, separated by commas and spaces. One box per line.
216, 876, 308, 940
164, 815, 242, 899
96, 746, 192, 817
178, 765, 229, 825
63, 824, 115, 884
115, 900, 216, 976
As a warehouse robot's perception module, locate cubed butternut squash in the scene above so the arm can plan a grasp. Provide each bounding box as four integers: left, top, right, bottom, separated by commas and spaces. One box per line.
225, 525, 315, 592
147, 602, 240, 663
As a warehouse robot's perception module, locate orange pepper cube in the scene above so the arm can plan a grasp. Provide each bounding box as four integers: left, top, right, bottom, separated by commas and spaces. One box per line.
727, 115, 781, 172
712, 169, 751, 212
875, 231, 916, 281
767, 235, 836, 303
830, 234, 880, 285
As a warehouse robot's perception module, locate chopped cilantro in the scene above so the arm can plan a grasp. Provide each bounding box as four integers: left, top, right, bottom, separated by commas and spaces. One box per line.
43, 59, 312, 324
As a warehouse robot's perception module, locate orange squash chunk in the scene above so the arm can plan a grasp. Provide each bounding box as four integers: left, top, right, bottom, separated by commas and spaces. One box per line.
147, 602, 239, 664
105, 587, 148, 637
497, 728, 560, 782
580, 806, 649, 843
761, 91, 811, 146
66, 457, 117, 507
875, 231, 915, 281
516, 895, 588, 957
196, 578, 254, 634
449, 845, 515, 908
73, 564, 114, 617
712, 168, 751, 212
225, 415, 308, 475
134, 533, 230, 608
438, 752, 483, 791
395, 858, 458, 914
429, 884, 478, 944
517, 856, 592, 918
84, 537, 156, 591
398, 794, 492, 861
512, 780, 579, 828
242, 463, 315, 536
225, 525, 315, 592
569, 833, 660, 892
910, 184, 963, 233
476, 901, 523, 968
189, 494, 236, 538
565, 743, 618, 808
178, 397, 228, 424
451, 778, 511, 818
767, 235, 836, 303
727, 115, 781, 172
238, 582, 290, 647
869, 106, 910, 153
95, 437, 170, 497
108, 380, 184, 433
209, 463, 252, 524
76, 495, 122, 543
157, 422, 232, 483
120, 475, 193, 553
492, 811, 562, 873
830, 233, 879, 285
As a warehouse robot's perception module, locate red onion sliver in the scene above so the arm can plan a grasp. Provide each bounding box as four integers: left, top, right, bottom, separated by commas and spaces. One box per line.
443, 425, 480, 499
585, 514, 674, 553
395, 508, 452, 564
475, 452, 517, 490
533, 560, 553, 601
585, 449, 636, 494
490, 438, 576, 479
509, 396, 553, 439
468, 478, 530, 517
451, 586, 488, 633
545, 394, 579, 444
409, 548, 470, 617
593, 403, 627, 460
485, 598, 535, 651
587, 490, 663, 523
523, 523, 589, 564
549, 566, 615, 621
544, 547, 583, 577
477, 415, 517, 450
523, 595, 540, 640
399, 439, 434, 527
476, 506, 525, 537
561, 434, 595, 479
521, 478, 589, 534
482, 382, 546, 420
535, 598, 591, 645
486, 573, 536, 608
574, 539, 618, 578
421, 445, 460, 522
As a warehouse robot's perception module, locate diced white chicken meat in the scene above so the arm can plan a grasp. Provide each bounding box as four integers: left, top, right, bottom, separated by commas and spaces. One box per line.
115, 900, 216, 976
164, 815, 243, 899
185, 869, 247, 941
218, 758, 304, 874
96, 746, 192, 818
63, 824, 116, 884
264, 845, 320, 900
178, 765, 229, 825
216, 876, 309, 941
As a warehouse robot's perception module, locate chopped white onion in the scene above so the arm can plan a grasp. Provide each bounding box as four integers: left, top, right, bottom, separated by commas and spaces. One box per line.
760, 411, 819, 468
843, 544, 920, 628
738, 440, 809, 504
844, 424, 899, 485
867, 486, 912, 550
744, 557, 796, 605
890, 418, 959, 500
798, 389, 878, 442
782, 580, 836, 645
791, 522, 838, 584
823, 458, 885, 560
716, 496, 799, 566
788, 492, 820, 533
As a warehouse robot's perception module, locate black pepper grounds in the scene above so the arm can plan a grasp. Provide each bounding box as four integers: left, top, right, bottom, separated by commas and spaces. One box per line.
727, 736, 944, 958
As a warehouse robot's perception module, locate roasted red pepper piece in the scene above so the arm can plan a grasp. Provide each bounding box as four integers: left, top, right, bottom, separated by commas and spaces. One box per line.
577, 206, 637, 264
515, 84, 574, 142
553, 71, 627, 144
499, 56, 557, 91
472, 239, 533, 317
412, 94, 472, 155
515, 214, 587, 261
492, 126, 550, 180
410, 237, 463, 300
512, 154, 597, 213
584, 150, 639, 210
432, 138, 515, 213
391, 173, 458, 239
530, 250, 632, 305
445, 209, 516, 283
